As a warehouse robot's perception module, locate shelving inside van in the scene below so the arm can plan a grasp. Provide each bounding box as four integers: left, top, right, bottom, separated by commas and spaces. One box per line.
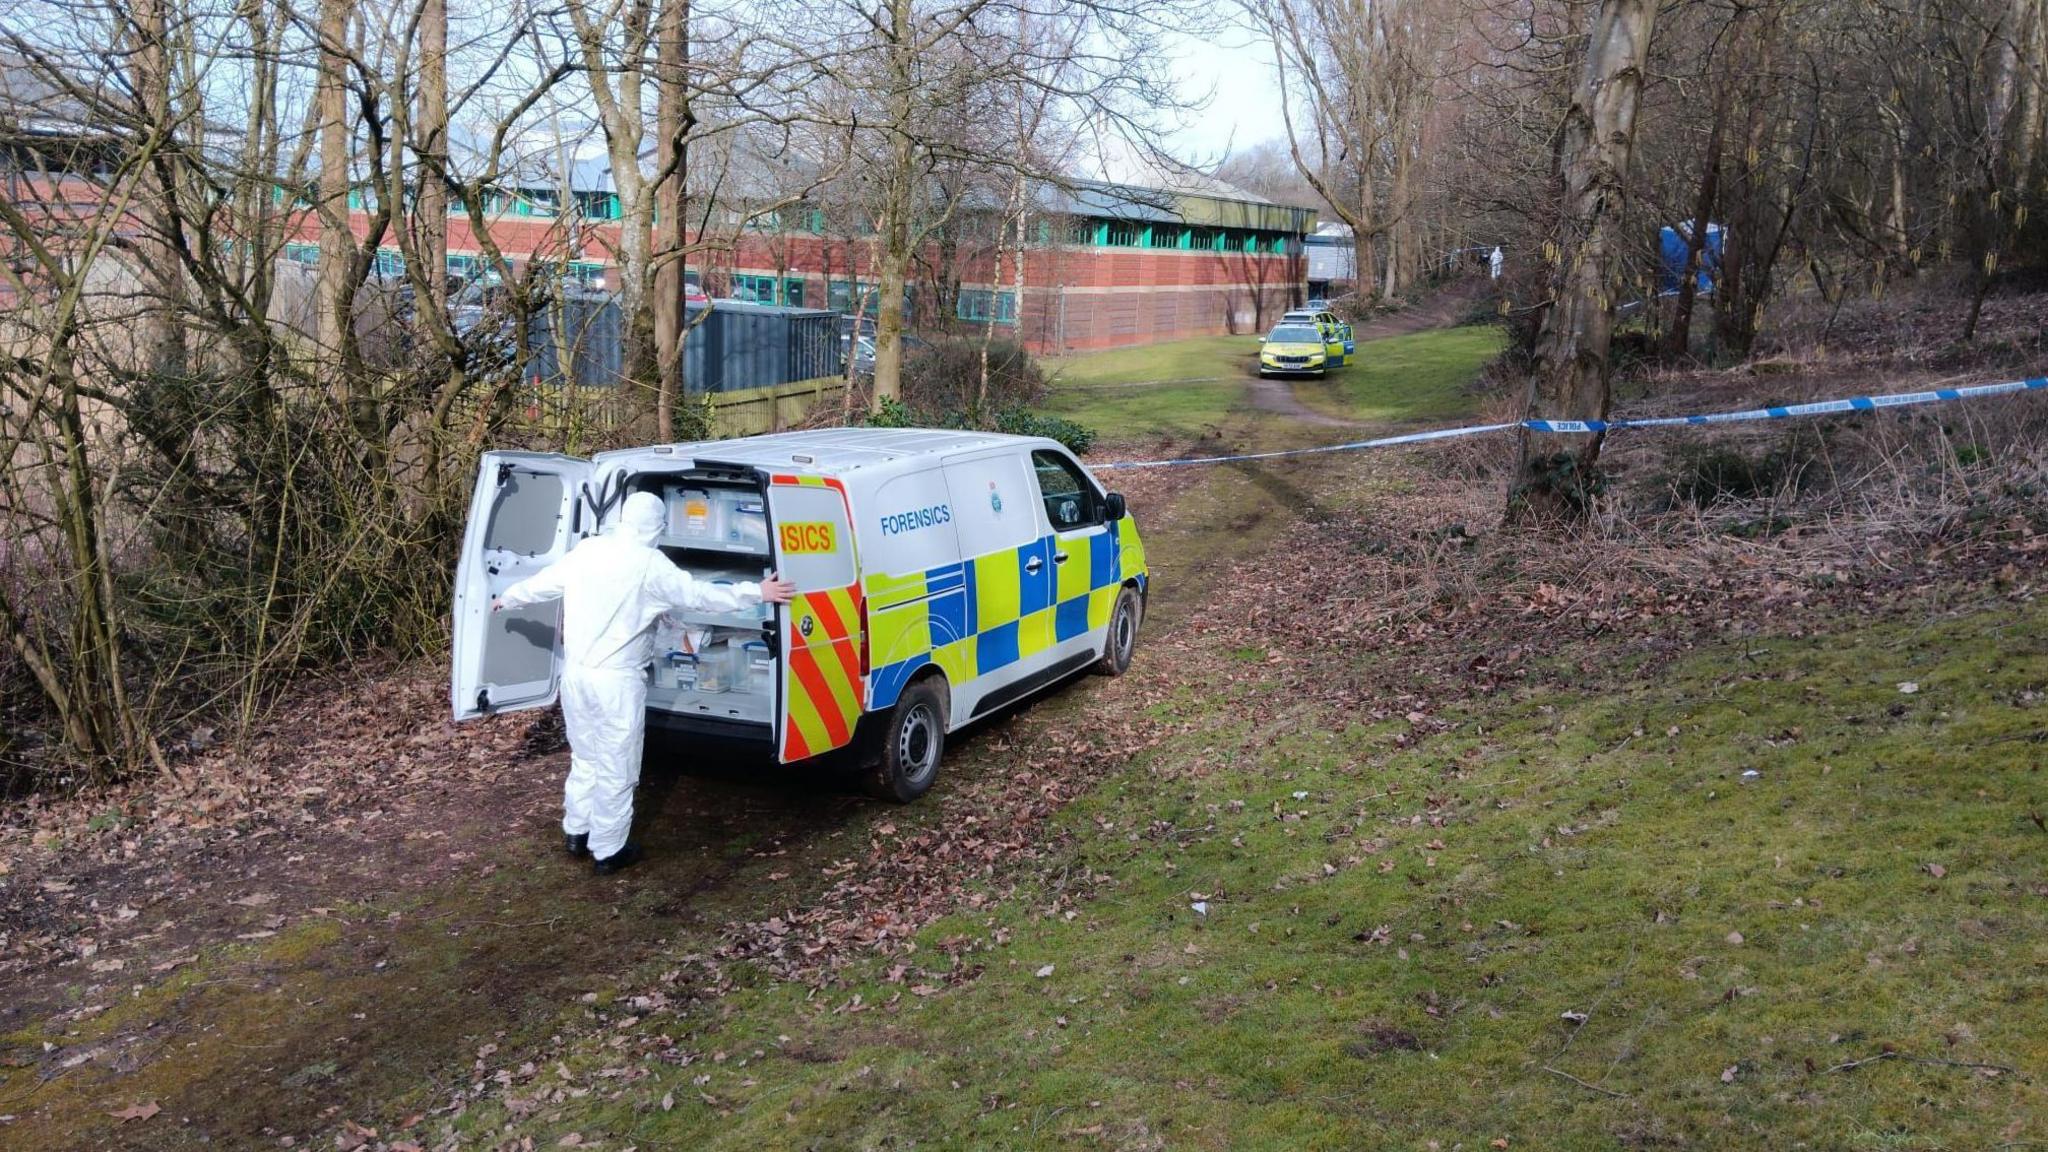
625, 471, 777, 731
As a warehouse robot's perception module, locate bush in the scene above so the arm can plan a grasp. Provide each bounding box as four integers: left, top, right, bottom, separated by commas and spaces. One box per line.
993, 409, 1096, 454
861, 338, 1097, 455
901, 337, 1047, 415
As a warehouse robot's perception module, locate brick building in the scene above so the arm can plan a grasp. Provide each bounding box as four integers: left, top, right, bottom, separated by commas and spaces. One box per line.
295, 164, 1317, 355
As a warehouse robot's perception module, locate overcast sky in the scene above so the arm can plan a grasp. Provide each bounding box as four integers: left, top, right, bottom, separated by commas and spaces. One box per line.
1162, 28, 1288, 165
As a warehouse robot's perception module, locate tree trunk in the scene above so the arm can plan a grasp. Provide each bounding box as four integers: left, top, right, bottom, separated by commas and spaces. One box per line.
315, 0, 352, 371
131, 0, 185, 383
1662, 89, 1730, 360
1509, 0, 1658, 522
418, 0, 448, 317
870, 3, 918, 412
653, 0, 691, 441
872, 207, 911, 408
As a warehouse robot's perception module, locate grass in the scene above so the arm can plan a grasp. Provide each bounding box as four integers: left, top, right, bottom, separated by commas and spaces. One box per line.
1044, 334, 1261, 388
490, 596, 2047, 1150
1040, 326, 1506, 444
1039, 334, 1262, 442
1292, 325, 1508, 424
1040, 378, 1246, 443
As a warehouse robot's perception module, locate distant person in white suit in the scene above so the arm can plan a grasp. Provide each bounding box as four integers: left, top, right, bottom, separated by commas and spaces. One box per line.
1489, 246, 1504, 280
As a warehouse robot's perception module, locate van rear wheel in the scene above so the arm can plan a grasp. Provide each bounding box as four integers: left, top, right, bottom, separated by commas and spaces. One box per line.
868, 678, 946, 803
1096, 585, 1141, 677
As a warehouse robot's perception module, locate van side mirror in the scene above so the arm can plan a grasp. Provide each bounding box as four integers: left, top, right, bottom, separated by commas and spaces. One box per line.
1104, 492, 1127, 521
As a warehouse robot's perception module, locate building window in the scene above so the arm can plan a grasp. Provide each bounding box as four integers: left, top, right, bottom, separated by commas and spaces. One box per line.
728, 274, 804, 305
1188, 227, 1218, 250
1103, 219, 1139, 247
1149, 224, 1186, 249
956, 288, 1017, 324
567, 260, 605, 287
282, 241, 319, 266
1066, 219, 1097, 246
1220, 230, 1247, 253
573, 191, 618, 220
731, 273, 780, 304
374, 248, 404, 278
446, 253, 478, 279
828, 280, 911, 321
517, 189, 558, 218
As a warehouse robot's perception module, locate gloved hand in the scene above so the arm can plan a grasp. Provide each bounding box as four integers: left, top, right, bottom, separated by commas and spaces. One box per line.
760, 574, 797, 604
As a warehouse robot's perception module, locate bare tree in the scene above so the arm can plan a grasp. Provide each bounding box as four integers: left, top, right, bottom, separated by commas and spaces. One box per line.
791, 0, 1194, 408
1508, 0, 1657, 521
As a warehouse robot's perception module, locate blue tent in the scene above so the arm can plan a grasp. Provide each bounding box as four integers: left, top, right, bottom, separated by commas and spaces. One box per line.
1659, 223, 1723, 294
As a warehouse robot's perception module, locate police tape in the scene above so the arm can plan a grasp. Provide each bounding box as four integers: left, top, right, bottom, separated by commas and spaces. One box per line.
1095, 374, 2048, 471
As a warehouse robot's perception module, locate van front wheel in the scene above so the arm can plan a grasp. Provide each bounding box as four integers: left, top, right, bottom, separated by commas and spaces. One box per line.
1096, 586, 1141, 677
868, 679, 947, 802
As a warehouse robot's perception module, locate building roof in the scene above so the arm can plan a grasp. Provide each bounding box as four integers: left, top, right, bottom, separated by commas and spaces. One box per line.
0, 48, 106, 142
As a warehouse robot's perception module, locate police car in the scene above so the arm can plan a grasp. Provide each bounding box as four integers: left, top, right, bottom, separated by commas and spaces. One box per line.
452, 429, 1148, 800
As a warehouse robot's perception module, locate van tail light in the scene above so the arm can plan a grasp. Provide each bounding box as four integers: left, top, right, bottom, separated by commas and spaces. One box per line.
857, 596, 870, 678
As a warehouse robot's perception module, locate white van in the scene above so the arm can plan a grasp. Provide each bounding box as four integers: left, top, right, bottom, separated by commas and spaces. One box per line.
450, 428, 1149, 799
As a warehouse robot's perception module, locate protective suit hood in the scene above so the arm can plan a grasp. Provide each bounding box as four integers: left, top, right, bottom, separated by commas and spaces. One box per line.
617, 491, 665, 547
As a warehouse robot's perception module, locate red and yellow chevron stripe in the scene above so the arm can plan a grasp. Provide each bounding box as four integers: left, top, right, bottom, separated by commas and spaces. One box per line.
782, 583, 864, 760
771, 473, 866, 762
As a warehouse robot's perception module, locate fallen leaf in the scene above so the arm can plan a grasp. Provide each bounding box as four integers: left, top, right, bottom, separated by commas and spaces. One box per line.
1725, 931, 1745, 946
1897, 682, 1919, 694
1721, 1064, 1738, 1083
108, 1101, 160, 1122
1924, 863, 1946, 879
661, 1090, 675, 1112
1034, 964, 1055, 978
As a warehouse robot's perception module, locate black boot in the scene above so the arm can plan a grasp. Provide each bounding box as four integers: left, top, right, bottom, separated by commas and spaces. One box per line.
593, 843, 643, 875
564, 832, 589, 858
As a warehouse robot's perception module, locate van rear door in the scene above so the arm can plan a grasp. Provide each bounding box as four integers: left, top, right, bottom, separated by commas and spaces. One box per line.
451, 451, 591, 720
765, 474, 864, 762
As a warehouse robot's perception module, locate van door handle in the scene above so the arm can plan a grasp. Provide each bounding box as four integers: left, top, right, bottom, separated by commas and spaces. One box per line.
1024, 556, 1044, 574
1053, 552, 1070, 565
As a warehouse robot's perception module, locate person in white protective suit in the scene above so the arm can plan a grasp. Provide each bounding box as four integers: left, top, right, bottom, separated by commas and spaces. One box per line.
494, 491, 794, 874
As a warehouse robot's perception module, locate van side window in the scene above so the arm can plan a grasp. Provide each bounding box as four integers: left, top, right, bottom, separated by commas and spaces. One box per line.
1030, 450, 1099, 531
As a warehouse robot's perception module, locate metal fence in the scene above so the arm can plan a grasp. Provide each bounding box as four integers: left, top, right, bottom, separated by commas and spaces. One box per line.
526, 292, 842, 394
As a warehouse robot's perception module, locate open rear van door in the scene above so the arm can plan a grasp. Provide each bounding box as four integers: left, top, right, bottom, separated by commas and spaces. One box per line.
765, 474, 864, 763
451, 451, 592, 720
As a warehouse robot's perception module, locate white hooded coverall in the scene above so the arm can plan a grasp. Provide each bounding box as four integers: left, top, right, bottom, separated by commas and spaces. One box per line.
499, 491, 762, 860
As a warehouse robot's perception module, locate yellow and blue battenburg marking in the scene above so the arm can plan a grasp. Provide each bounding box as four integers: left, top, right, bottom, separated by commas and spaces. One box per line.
864, 517, 1147, 711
